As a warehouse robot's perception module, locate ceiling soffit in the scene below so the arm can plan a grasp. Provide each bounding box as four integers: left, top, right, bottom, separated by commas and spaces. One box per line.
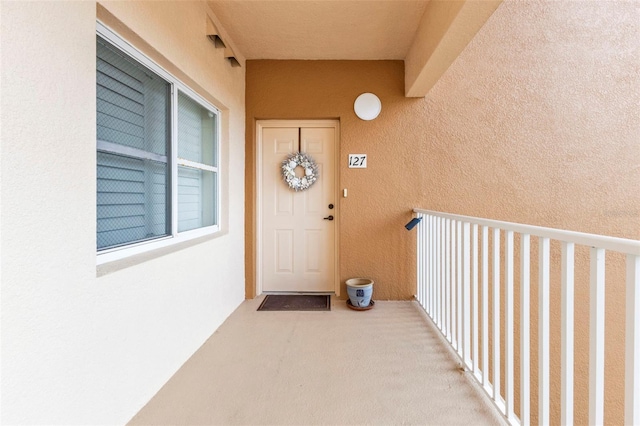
207, 1, 429, 60
208, 0, 503, 97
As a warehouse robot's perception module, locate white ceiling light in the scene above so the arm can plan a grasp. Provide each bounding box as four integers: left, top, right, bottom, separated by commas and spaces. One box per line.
354, 93, 382, 121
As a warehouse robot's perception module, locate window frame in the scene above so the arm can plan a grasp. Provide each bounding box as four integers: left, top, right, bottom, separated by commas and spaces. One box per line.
97, 22, 221, 265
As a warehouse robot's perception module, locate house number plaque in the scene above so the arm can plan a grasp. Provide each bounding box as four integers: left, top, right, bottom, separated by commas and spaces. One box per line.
348, 154, 367, 168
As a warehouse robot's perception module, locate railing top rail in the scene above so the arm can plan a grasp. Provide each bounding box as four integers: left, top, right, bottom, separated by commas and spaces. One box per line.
414, 208, 640, 255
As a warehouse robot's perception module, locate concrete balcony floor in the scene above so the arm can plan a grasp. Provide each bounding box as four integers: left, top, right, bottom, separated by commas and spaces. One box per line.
129, 297, 505, 425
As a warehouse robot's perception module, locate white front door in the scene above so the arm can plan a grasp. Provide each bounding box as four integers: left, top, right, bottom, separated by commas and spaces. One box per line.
259, 122, 337, 293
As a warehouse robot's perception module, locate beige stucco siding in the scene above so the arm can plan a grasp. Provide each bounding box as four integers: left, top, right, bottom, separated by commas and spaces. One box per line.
1, 1, 245, 424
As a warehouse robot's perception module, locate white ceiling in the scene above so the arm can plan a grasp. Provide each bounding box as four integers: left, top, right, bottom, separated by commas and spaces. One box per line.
207, 1, 430, 60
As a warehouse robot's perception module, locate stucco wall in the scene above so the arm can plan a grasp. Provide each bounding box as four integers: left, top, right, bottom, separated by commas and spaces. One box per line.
245, 1, 638, 295
246, 60, 420, 301
246, 1, 638, 424
1, 1, 245, 424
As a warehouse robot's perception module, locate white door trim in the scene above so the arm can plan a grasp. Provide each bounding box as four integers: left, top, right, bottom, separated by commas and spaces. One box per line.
255, 119, 340, 296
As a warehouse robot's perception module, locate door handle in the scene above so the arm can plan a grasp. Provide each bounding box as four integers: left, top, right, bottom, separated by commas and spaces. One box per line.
323, 215, 334, 221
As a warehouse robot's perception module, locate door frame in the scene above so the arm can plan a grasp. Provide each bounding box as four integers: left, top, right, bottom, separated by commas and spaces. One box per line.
255, 119, 341, 296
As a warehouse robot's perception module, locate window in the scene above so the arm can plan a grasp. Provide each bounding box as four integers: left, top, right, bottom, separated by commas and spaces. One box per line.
177, 92, 218, 232
97, 25, 220, 262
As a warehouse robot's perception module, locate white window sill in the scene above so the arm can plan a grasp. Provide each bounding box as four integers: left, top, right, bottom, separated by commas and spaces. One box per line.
96, 226, 223, 277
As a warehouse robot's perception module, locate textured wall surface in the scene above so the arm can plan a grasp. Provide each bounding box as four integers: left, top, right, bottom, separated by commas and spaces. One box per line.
246, 60, 420, 301
245, 0, 639, 296
246, 1, 638, 424
427, 2, 638, 424
1, 1, 245, 424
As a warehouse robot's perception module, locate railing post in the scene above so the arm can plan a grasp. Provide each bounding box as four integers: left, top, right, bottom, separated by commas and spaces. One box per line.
423, 214, 428, 308
520, 234, 531, 426
425, 215, 429, 313
423, 215, 428, 310
463, 222, 471, 368
441, 217, 446, 332
472, 224, 479, 378
561, 242, 575, 426
493, 228, 501, 403
430, 216, 435, 316
432, 215, 437, 318
457, 221, 463, 358
423, 214, 429, 310
539, 237, 550, 425
447, 221, 458, 349
589, 247, 605, 426
451, 221, 457, 349
417, 214, 422, 305
445, 218, 451, 341
626, 254, 640, 425
436, 216, 442, 329
505, 230, 514, 420
482, 226, 490, 391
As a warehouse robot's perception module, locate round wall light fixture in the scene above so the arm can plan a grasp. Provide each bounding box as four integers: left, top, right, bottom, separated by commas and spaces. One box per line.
354, 93, 382, 121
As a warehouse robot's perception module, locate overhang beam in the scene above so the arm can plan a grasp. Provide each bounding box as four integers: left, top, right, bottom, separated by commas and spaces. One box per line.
404, 0, 502, 98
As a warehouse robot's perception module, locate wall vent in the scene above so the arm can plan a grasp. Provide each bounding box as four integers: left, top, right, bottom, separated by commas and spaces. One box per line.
206, 16, 240, 67
207, 34, 226, 49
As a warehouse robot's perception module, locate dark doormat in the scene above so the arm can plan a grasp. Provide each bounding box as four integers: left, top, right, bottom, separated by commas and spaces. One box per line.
257, 295, 331, 311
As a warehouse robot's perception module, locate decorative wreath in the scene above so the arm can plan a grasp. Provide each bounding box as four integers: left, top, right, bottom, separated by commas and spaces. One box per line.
281, 152, 319, 191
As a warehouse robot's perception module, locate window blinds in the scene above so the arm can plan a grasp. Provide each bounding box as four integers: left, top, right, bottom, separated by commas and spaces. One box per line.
177, 92, 217, 232
96, 37, 170, 250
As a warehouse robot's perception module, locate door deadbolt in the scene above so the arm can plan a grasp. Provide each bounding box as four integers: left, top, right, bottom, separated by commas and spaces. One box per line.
328, 204, 334, 209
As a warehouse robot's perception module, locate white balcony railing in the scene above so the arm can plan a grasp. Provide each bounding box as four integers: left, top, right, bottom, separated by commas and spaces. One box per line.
414, 209, 640, 425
